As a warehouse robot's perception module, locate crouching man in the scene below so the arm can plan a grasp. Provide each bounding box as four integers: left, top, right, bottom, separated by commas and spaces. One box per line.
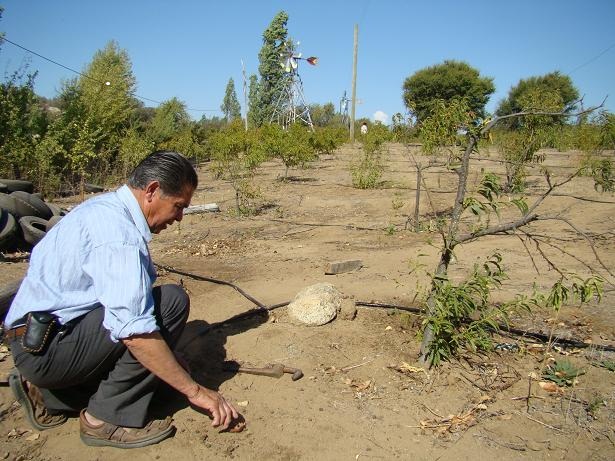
3, 150, 241, 448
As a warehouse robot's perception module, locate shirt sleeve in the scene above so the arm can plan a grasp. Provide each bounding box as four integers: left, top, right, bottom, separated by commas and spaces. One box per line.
83, 242, 159, 341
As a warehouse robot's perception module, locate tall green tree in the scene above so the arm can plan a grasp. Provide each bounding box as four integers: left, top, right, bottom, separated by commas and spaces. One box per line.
495, 71, 579, 128
309, 102, 337, 127
46, 40, 137, 189
77, 40, 137, 152
0, 7, 49, 179
147, 98, 202, 161
247, 74, 260, 128
402, 60, 495, 124
147, 97, 191, 145
221, 77, 242, 122
256, 10, 289, 125
0, 69, 48, 179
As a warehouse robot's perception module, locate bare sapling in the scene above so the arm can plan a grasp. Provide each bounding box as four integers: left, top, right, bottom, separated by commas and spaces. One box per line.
416, 97, 612, 366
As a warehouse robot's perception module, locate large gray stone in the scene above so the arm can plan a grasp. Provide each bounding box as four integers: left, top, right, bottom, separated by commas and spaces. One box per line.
287, 283, 341, 326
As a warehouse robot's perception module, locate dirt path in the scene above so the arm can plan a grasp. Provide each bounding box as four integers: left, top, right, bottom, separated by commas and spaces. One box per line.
1, 142, 614, 460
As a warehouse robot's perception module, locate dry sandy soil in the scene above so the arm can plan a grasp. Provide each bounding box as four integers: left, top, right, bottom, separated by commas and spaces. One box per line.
1, 142, 615, 460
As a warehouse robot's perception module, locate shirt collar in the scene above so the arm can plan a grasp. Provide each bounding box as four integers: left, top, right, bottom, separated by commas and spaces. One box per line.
116, 184, 152, 243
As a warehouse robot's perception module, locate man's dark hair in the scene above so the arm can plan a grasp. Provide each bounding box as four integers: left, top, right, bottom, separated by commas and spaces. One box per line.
128, 151, 198, 196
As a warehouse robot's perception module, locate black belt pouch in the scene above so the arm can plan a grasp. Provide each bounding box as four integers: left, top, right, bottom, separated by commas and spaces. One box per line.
22, 311, 58, 354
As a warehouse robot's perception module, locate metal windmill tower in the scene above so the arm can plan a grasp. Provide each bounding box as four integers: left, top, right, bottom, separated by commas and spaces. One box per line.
270, 41, 317, 130
339, 90, 350, 128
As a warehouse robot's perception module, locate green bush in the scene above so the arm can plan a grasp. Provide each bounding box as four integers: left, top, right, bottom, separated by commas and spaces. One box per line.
208, 120, 266, 214
259, 122, 317, 177
423, 253, 511, 366
309, 126, 346, 155
351, 150, 384, 189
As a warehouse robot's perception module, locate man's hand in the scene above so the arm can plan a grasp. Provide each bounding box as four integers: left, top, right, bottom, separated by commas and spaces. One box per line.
123, 332, 245, 432
187, 385, 240, 431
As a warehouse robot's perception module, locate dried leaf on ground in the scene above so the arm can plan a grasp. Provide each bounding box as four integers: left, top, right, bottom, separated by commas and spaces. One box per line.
538, 381, 564, 394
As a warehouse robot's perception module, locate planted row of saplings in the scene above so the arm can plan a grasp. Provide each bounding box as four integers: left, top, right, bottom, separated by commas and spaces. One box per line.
0, 179, 68, 252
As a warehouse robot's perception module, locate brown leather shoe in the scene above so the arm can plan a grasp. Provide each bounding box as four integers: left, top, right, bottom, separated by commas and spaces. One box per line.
8, 369, 67, 431
79, 409, 176, 448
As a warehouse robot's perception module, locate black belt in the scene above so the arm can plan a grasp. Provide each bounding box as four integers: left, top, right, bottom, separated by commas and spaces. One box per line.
4, 325, 27, 341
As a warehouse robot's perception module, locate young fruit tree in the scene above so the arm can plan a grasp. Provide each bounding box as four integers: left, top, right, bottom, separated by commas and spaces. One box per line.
415, 97, 613, 366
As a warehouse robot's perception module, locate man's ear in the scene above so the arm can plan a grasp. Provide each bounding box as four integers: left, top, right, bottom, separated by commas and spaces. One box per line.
144, 181, 161, 202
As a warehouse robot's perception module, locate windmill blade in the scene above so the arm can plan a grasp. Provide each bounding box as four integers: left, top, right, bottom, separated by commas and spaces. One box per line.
281, 57, 292, 72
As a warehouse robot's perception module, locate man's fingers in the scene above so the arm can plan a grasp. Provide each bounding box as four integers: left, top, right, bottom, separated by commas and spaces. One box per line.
219, 402, 234, 429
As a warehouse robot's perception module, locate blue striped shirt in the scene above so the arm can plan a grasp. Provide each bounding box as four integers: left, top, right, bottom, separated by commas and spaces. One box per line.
5, 185, 159, 341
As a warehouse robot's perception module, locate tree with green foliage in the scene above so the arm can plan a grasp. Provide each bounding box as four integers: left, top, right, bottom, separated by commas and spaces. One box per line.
0, 8, 50, 180
351, 123, 391, 189
147, 97, 203, 162
260, 122, 316, 178
402, 60, 495, 124
208, 120, 267, 214
43, 40, 137, 191
77, 40, 137, 153
194, 114, 226, 152
147, 97, 191, 145
495, 87, 566, 191
0, 68, 48, 179
309, 102, 337, 127
247, 74, 260, 128
256, 11, 289, 125
415, 98, 610, 366
496, 72, 579, 128
308, 126, 347, 155
221, 77, 241, 123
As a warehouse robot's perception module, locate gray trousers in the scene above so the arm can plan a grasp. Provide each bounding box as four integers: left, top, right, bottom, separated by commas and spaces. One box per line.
9, 284, 189, 428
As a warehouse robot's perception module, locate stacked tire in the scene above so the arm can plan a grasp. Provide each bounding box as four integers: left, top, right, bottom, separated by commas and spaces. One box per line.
0, 179, 67, 252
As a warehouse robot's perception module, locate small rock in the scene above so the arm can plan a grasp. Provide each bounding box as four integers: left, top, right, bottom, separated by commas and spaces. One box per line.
338, 296, 357, 320
325, 259, 363, 275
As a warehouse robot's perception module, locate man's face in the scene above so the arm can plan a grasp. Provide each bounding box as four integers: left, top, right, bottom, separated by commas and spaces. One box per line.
145, 182, 195, 234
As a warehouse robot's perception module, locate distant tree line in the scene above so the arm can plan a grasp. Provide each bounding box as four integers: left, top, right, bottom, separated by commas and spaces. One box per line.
0, 7, 613, 199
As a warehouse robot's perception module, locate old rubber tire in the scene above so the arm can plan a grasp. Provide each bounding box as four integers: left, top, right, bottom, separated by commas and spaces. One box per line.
0, 208, 19, 251
0, 179, 33, 193
84, 183, 104, 193
19, 215, 48, 246
10, 191, 53, 220
46, 215, 63, 231
46, 202, 67, 217
0, 193, 21, 218
0, 278, 22, 321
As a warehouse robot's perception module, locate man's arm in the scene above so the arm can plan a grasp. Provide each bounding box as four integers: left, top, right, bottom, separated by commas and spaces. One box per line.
122, 332, 238, 430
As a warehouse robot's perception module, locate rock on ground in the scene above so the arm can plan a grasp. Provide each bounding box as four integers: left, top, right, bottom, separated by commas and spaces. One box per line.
287, 282, 342, 326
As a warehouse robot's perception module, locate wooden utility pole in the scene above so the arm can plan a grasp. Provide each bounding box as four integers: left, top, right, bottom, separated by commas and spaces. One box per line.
349, 24, 358, 142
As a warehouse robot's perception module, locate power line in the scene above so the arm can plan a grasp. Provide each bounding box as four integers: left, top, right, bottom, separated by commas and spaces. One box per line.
566, 42, 615, 75
0, 36, 220, 113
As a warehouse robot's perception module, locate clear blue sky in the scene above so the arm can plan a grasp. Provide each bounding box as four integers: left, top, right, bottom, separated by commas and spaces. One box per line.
1, 0, 614, 123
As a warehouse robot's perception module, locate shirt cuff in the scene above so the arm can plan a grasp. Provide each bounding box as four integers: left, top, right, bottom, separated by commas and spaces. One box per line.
107, 314, 159, 342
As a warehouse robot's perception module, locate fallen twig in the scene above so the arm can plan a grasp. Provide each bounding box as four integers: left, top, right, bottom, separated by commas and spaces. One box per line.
516, 411, 567, 433
340, 359, 373, 373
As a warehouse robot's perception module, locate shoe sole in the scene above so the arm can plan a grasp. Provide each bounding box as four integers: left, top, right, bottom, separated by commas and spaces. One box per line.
80, 425, 176, 449
8, 370, 67, 431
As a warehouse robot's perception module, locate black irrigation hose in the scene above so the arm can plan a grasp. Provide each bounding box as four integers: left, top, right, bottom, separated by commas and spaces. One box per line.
157, 265, 615, 353
156, 263, 267, 309
498, 325, 615, 353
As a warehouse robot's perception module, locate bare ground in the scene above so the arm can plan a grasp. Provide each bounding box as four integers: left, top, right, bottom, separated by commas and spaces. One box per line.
1, 142, 615, 460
